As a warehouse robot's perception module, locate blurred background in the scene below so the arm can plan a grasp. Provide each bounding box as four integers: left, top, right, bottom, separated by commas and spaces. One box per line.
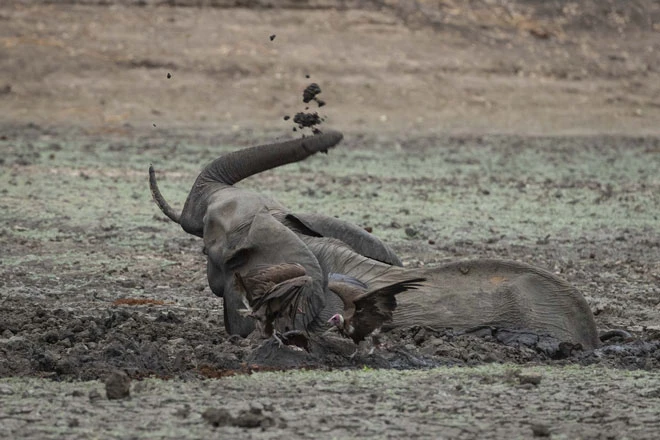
1, 0, 659, 136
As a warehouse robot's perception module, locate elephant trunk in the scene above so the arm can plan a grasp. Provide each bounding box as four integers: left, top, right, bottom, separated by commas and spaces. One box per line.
178, 130, 343, 236
197, 130, 343, 187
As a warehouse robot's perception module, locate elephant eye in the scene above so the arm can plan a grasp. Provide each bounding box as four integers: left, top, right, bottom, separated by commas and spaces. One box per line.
225, 248, 251, 270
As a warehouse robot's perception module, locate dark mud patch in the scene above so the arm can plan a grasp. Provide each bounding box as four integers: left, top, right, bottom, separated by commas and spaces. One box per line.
2, 298, 658, 381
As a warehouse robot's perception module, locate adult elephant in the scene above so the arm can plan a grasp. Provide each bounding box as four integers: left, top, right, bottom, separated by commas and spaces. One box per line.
149, 130, 599, 350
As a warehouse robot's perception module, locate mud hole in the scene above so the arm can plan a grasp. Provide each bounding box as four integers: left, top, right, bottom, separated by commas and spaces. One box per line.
1, 1, 660, 438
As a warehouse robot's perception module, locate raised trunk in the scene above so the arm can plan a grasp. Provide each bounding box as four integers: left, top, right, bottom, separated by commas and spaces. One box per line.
179, 130, 343, 236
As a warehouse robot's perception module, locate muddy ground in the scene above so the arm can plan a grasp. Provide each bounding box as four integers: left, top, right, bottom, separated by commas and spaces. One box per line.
1, 0, 660, 438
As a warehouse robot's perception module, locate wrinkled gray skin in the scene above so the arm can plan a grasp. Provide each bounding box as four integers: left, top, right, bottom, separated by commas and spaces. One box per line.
149, 131, 402, 337
149, 131, 599, 350
307, 237, 599, 349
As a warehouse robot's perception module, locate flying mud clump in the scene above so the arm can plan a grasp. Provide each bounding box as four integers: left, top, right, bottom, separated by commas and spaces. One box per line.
293, 112, 323, 133
285, 82, 327, 134
302, 83, 325, 107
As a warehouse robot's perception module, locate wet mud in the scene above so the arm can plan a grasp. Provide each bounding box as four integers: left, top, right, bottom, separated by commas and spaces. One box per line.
1, 125, 659, 382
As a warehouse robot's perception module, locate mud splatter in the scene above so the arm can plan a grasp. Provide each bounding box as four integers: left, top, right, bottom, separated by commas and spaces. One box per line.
293, 111, 322, 128
302, 83, 321, 103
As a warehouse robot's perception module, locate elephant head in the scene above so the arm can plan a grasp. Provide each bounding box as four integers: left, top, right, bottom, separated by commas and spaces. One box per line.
149, 131, 344, 336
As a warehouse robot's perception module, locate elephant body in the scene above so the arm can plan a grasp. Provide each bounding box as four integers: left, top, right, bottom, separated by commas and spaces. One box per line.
149, 130, 600, 350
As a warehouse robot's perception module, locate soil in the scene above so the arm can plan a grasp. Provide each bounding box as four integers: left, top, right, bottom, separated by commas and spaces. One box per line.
1, 1, 659, 439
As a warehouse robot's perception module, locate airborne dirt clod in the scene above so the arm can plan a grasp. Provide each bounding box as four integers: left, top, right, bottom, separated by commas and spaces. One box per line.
302, 83, 321, 104
287, 83, 327, 132
292, 111, 322, 129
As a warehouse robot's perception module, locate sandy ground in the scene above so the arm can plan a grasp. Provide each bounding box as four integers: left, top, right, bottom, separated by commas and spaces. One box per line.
1, 1, 660, 438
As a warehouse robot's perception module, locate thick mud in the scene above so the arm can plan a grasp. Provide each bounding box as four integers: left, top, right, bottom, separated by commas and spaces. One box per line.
1, 125, 659, 381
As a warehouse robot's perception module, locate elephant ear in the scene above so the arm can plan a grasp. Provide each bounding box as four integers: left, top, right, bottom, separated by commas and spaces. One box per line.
222, 210, 328, 335
285, 213, 402, 266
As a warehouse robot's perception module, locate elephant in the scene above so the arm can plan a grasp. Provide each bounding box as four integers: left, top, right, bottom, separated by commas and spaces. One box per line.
149, 130, 401, 338
306, 236, 599, 349
149, 130, 600, 350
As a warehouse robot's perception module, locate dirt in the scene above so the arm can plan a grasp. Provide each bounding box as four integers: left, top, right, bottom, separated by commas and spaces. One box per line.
1, 0, 660, 438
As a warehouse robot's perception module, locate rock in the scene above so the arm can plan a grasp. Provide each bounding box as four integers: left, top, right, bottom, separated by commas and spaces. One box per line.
234, 408, 275, 429
519, 373, 543, 386
105, 370, 131, 400
531, 423, 551, 437
88, 389, 103, 402
202, 407, 233, 427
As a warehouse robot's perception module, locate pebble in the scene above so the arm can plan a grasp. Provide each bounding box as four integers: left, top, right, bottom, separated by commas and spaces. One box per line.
202, 407, 232, 427
519, 373, 543, 386
531, 423, 551, 437
105, 370, 131, 400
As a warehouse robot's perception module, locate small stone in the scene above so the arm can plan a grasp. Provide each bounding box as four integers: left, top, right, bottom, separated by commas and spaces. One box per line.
531, 423, 551, 437
167, 72, 171, 79
202, 407, 233, 427
518, 373, 543, 386
234, 408, 275, 429
104, 370, 131, 400
88, 389, 102, 402
269, 34, 276, 41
